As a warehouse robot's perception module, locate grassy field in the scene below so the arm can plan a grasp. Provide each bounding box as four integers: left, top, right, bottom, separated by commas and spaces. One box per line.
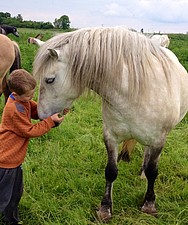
0, 29, 188, 225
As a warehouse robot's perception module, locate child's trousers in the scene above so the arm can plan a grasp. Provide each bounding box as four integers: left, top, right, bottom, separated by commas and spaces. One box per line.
0, 165, 23, 224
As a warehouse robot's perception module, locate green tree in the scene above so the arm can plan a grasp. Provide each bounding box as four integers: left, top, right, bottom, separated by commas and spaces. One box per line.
0, 12, 11, 24
54, 15, 70, 29
16, 14, 23, 22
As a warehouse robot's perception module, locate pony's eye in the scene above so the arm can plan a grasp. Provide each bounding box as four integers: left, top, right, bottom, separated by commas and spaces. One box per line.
45, 77, 55, 84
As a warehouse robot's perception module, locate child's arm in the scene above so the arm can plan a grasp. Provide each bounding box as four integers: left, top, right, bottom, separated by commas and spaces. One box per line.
11, 111, 66, 138
30, 100, 39, 119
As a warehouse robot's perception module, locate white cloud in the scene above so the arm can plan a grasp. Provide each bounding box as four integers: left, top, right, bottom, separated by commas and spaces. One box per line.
1, 0, 188, 33
135, 0, 188, 23
105, 3, 120, 16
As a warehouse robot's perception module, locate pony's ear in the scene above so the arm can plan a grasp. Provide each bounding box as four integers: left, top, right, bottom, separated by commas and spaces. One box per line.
48, 49, 60, 59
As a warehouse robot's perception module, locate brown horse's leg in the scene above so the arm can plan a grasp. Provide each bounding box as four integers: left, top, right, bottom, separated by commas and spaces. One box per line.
2, 75, 10, 103
0, 78, 2, 97
141, 146, 163, 216
10, 43, 21, 72
2, 42, 21, 104
118, 139, 137, 162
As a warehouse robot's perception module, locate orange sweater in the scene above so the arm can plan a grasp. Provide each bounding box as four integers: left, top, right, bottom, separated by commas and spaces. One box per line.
0, 95, 55, 168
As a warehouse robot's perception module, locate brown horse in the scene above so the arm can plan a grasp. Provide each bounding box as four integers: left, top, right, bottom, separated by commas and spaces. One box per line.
0, 34, 21, 103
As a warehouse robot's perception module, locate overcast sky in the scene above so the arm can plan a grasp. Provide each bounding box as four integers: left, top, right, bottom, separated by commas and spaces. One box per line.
1, 0, 188, 33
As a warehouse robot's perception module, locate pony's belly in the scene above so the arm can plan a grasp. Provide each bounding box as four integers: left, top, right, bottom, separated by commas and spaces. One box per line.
110, 121, 167, 147
103, 104, 178, 147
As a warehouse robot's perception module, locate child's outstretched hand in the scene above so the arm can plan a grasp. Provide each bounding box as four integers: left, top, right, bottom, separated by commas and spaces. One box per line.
51, 113, 64, 124
51, 109, 70, 127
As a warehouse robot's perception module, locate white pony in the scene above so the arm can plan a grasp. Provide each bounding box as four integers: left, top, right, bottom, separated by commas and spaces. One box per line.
33, 27, 188, 222
150, 34, 170, 47
28, 37, 45, 46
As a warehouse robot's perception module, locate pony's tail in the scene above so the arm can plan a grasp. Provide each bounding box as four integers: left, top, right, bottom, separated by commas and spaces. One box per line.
3, 41, 21, 103
118, 139, 137, 162
10, 41, 21, 72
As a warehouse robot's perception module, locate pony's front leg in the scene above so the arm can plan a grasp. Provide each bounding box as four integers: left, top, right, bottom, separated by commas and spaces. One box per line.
97, 135, 118, 222
141, 146, 163, 216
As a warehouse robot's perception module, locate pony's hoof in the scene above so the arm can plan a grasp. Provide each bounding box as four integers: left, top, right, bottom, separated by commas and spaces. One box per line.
97, 205, 112, 223
141, 201, 157, 217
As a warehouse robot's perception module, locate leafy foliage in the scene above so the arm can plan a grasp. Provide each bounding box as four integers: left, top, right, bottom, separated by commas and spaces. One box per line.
169, 33, 188, 71
54, 15, 71, 29
0, 12, 71, 30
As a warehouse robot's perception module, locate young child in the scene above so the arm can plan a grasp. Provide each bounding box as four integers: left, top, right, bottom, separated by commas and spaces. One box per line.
0, 69, 69, 225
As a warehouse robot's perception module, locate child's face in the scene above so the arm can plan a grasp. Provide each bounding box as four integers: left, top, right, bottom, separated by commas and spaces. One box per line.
13, 89, 35, 102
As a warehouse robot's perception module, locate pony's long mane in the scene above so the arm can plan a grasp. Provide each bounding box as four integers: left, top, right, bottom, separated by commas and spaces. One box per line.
33, 27, 173, 100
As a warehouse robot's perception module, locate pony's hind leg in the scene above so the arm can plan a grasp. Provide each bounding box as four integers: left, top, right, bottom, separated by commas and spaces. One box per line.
141, 146, 163, 216
97, 135, 118, 222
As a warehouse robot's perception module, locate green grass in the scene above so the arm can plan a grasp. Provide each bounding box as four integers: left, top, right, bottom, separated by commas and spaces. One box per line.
1, 29, 188, 224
